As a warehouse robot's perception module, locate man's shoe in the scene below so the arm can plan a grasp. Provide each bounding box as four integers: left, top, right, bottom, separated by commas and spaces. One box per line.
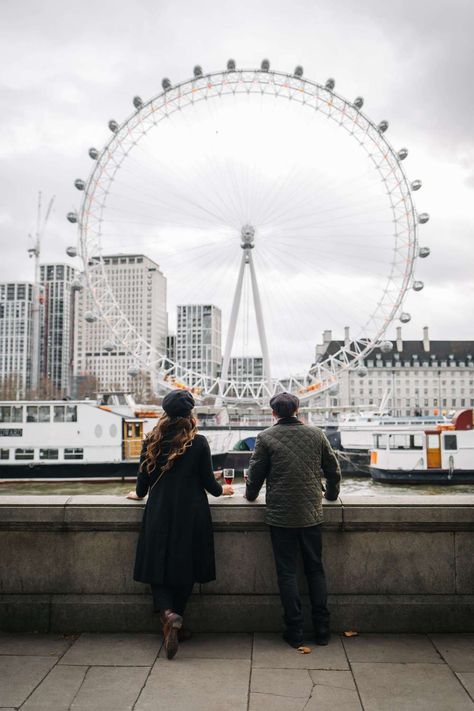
282, 631, 304, 649
160, 609, 183, 659
314, 623, 331, 646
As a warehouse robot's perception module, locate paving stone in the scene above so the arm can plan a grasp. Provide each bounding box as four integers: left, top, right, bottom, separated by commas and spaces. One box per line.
135, 658, 250, 711
70, 666, 149, 710
249, 693, 307, 711
0, 633, 73, 657
252, 634, 348, 670
352, 662, 474, 711
309, 669, 356, 690
343, 634, 443, 663
429, 634, 474, 672
173, 633, 252, 659
59, 633, 159, 666
0, 656, 56, 707
251, 668, 313, 698
305, 685, 363, 710
22, 665, 87, 710
456, 673, 474, 699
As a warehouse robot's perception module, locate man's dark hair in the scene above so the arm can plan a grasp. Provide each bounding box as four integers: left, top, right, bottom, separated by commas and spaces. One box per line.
269, 392, 300, 419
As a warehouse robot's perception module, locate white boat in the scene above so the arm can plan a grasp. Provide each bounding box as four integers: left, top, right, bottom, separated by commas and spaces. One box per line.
369, 408, 474, 484
338, 411, 450, 451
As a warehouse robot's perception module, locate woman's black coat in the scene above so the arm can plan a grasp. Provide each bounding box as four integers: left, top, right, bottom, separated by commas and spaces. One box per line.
133, 433, 222, 586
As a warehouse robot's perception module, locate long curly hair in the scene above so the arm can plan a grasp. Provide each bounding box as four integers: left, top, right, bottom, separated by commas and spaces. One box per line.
140, 412, 197, 477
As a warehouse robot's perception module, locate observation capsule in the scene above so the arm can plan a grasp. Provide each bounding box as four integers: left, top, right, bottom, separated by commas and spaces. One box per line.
227, 58, 236, 71
294, 65, 304, 77
66, 246, 77, 257
88, 147, 99, 160
353, 96, 364, 109
161, 78, 172, 90
74, 179, 85, 191
128, 366, 140, 377
66, 212, 78, 224
261, 59, 270, 72
356, 365, 368, 378
411, 179, 422, 191
133, 96, 143, 110
400, 312, 411, 323
419, 246, 430, 258
413, 280, 424, 292
380, 340, 393, 353
397, 147, 408, 160
103, 340, 116, 352
84, 311, 98, 323
193, 65, 203, 77
378, 120, 389, 133
108, 120, 119, 133
325, 78, 335, 90
418, 212, 430, 224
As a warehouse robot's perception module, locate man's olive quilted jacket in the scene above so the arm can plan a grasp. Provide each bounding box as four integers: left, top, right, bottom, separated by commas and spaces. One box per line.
245, 417, 341, 527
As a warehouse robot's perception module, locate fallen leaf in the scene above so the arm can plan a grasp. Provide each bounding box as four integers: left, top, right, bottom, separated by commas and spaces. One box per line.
297, 646, 312, 654
343, 630, 358, 637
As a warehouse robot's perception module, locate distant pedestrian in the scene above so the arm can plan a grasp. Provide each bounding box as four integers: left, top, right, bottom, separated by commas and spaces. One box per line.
127, 389, 233, 659
245, 392, 340, 648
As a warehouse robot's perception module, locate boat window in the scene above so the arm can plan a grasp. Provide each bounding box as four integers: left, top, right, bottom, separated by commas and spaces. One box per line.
66, 406, 77, 422
427, 434, 440, 449
134, 423, 141, 437
389, 434, 412, 449
1, 406, 23, 423
374, 434, 388, 448
11, 406, 22, 422
0, 449, 9, 460
26, 407, 38, 423
64, 448, 84, 460
53, 406, 65, 422
38, 406, 50, 423
40, 448, 58, 460
15, 448, 35, 460
411, 434, 423, 450
444, 434, 457, 451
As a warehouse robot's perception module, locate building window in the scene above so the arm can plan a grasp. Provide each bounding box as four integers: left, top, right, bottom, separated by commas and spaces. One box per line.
15, 448, 35, 460
40, 448, 59, 460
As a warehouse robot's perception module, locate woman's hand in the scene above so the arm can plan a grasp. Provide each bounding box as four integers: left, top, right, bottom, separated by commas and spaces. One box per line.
126, 491, 144, 500
221, 484, 234, 496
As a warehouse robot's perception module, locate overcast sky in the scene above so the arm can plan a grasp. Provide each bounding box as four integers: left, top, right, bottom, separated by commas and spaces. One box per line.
1, 0, 473, 374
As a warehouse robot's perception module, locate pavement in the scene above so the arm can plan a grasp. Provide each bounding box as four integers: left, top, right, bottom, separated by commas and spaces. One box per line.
0, 632, 473, 710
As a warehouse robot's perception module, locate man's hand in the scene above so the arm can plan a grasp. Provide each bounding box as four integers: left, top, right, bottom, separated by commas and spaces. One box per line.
324, 490, 339, 501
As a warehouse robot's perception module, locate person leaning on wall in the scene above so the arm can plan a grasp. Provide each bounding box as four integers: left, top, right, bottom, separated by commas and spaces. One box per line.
127, 389, 234, 660
245, 392, 341, 648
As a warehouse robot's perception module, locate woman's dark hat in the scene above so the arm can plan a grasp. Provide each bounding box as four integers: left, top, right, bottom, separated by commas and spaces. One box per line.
162, 389, 195, 417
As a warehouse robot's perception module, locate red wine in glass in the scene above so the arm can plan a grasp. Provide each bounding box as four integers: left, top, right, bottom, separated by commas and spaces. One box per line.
223, 469, 234, 485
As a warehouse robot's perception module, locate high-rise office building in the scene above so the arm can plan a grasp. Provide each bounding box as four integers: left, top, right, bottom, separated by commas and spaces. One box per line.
228, 356, 264, 382
176, 304, 221, 380
73, 254, 167, 399
40, 263, 77, 396
0, 282, 38, 397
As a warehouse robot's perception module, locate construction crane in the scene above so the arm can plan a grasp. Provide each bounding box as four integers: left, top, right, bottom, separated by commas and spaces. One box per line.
27, 192, 55, 394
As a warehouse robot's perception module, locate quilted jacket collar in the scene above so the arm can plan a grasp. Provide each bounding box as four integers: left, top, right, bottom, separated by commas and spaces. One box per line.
274, 416, 303, 426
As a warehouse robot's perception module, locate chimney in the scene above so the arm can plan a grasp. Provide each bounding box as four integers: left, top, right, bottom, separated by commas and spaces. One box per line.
323, 329, 332, 344
396, 326, 403, 353
344, 326, 350, 348
423, 326, 430, 353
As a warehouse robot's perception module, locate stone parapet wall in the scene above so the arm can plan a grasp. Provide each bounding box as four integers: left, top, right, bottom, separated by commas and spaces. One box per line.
1, 494, 473, 633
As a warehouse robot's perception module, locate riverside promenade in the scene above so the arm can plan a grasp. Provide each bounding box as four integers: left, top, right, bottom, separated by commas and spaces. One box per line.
1, 631, 474, 710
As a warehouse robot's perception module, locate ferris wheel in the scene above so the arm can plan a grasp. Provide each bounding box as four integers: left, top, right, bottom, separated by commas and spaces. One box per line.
67, 59, 430, 403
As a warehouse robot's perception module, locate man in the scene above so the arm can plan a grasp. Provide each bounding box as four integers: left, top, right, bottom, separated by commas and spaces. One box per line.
245, 392, 341, 648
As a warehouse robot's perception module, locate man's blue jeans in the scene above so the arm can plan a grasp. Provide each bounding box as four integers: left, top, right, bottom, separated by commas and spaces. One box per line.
270, 524, 330, 637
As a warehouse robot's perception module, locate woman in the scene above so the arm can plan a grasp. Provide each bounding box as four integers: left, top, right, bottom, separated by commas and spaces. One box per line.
127, 389, 233, 659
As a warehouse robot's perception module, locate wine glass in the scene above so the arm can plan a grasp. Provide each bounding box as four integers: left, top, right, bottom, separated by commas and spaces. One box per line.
223, 468, 235, 485
243, 468, 249, 483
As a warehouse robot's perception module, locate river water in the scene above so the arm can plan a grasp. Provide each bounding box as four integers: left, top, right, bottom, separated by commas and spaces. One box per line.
1, 477, 473, 497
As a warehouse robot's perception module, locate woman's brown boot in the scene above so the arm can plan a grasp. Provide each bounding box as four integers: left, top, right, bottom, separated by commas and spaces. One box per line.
160, 609, 183, 660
